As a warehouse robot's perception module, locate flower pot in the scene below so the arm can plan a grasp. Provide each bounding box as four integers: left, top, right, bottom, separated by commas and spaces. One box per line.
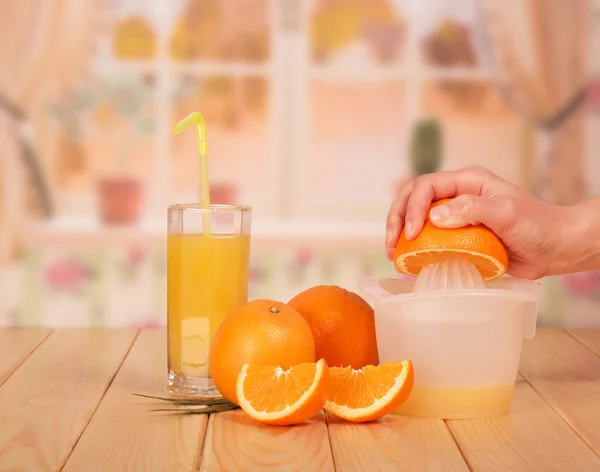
96, 177, 144, 225
210, 182, 237, 204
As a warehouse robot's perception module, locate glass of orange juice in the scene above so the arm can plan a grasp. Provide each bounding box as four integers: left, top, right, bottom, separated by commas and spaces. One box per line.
167, 203, 251, 397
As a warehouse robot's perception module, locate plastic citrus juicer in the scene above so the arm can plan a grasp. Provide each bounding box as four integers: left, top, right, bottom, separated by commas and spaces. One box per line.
360, 215, 541, 419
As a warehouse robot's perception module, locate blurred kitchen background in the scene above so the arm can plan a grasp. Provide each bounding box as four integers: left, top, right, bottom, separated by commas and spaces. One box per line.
1, 0, 599, 328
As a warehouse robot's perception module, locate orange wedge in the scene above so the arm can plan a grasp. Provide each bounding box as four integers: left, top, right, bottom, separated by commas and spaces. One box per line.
236, 358, 330, 426
394, 198, 508, 281
324, 361, 414, 423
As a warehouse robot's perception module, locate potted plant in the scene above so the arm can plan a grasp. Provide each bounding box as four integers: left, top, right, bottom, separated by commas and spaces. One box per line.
48, 77, 152, 224
50, 76, 194, 225
92, 76, 155, 225
409, 118, 443, 177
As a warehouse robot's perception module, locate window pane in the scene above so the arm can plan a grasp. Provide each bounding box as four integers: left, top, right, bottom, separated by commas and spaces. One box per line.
101, 0, 159, 61
298, 81, 406, 220
169, 75, 272, 214
170, 0, 270, 62
310, 0, 408, 67
418, 0, 482, 69
421, 80, 522, 183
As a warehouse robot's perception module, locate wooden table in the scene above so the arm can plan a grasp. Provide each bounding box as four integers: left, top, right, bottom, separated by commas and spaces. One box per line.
0, 329, 599, 471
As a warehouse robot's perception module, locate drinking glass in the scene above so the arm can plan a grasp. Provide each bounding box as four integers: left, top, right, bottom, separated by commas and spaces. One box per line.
167, 204, 251, 397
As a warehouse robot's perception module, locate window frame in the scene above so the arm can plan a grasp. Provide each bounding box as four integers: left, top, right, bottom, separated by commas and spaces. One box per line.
44, 0, 501, 224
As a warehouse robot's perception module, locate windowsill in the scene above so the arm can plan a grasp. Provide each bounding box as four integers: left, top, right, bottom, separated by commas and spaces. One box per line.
25, 216, 385, 249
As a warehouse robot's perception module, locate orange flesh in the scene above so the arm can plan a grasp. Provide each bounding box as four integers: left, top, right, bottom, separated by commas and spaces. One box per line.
241, 362, 320, 413
329, 363, 406, 407
325, 361, 414, 422
400, 250, 503, 280
236, 359, 330, 426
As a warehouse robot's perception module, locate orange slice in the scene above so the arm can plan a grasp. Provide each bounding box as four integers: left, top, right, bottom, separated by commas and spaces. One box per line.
324, 361, 414, 423
394, 199, 508, 281
236, 358, 330, 426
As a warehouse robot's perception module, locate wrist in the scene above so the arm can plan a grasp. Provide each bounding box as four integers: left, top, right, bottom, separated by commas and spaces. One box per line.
557, 199, 600, 274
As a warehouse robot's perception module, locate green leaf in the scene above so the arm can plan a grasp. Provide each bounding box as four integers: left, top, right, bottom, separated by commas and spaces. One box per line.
149, 405, 240, 415
131, 392, 235, 406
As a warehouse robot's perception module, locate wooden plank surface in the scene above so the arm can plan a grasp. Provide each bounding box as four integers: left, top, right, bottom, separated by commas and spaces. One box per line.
201, 410, 334, 472
0, 328, 51, 387
327, 414, 469, 472
63, 329, 208, 472
447, 377, 600, 471
568, 329, 600, 357
2, 328, 600, 471
519, 329, 600, 456
0, 329, 137, 472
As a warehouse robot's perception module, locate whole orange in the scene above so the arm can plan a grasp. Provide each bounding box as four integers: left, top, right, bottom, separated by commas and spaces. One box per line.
210, 299, 316, 404
288, 285, 379, 369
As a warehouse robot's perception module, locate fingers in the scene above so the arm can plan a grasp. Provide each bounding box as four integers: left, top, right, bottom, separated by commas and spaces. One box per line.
429, 194, 517, 234
385, 181, 414, 260
403, 167, 491, 239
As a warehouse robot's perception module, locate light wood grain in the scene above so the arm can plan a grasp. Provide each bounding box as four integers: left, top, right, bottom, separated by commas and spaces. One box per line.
0, 329, 137, 472
567, 329, 600, 357
327, 413, 469, 472
200, 410, 334, 472
63, 329, 207, 472
3, 328, 600, 471
0, 329, 51, 387
518, 329, 600, 455
447, 377, 600, 471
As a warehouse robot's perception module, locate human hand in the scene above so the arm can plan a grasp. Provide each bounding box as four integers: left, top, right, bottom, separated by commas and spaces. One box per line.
384, 166, 574, 280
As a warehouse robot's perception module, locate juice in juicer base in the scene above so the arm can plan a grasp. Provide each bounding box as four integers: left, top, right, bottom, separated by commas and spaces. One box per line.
394, 383, 516, 419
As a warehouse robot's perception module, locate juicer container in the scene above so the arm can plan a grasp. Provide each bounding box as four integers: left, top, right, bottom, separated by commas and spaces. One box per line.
359, 276, 542, 419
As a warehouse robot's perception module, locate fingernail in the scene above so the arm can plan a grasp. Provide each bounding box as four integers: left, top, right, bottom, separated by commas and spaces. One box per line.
385, 230, 392, 246
430, 205, 450, 222
405, 220, 414, 239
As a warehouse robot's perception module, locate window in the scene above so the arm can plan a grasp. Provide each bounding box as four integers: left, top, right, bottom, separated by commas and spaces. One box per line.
42, 0, 522, 225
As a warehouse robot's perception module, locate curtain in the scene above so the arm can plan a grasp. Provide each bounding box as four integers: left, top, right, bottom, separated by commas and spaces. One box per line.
0, 0, 103, 266
478, 0, 589, 205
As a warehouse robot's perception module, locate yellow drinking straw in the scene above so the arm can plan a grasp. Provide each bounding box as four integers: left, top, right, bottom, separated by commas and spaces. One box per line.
173, 112, 211, 233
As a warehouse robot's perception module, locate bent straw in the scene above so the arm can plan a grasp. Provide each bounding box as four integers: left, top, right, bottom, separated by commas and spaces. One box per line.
173, 112, 211, 233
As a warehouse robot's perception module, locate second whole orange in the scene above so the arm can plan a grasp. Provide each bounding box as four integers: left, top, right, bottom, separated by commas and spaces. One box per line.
288, 285, 379, 369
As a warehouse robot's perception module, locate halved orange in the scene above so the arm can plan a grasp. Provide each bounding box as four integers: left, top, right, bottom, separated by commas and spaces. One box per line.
324, 361, 414, 423
394, 199, 508, 281
236, 358, 330, 426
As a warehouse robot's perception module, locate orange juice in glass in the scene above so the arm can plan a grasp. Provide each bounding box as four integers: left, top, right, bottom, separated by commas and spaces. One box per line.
167, 204, 251, 397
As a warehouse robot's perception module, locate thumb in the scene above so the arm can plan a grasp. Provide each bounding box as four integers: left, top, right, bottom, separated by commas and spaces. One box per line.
429, 194, 513, 230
